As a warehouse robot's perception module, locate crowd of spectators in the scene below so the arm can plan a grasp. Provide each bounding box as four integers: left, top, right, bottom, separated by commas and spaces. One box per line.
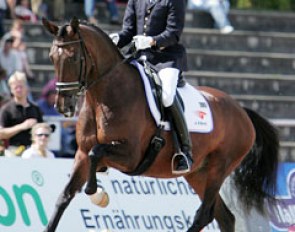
0, 1, 71, 158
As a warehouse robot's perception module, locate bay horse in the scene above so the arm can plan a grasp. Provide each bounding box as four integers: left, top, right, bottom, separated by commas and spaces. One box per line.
42, 17, 279, 232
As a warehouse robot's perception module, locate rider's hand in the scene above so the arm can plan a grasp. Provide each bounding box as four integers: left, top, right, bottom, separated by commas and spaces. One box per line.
133, 35, 153, 50
109, 33, 119, 45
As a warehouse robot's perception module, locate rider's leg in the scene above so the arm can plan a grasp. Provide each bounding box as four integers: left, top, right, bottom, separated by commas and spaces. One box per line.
158, 68, 193, 174
167, 97, 193, 173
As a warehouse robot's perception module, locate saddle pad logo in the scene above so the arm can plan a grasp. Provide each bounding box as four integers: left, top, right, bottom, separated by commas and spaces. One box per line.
196, 111, 207, 120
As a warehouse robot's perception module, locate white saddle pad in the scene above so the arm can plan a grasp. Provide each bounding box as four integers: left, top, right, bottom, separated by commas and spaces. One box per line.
131, 61, 213, 133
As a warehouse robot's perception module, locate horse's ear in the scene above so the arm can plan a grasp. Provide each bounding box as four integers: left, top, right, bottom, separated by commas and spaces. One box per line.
42, 17, 58, 36
70, 16, 80, 34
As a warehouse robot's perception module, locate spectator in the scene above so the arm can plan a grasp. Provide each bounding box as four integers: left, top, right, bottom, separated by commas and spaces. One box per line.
0, 34, 23, 99
15, 0, 38, 23
0, 71, 43, 157
31, 0, 48, 19
37, 77, 77, 158
7, 19, 34, 78
187, 0, 234, 34
84, 0, 120, 25
0, 0, 15, 37
37, 78, 59, 116
53, 0, 65, 21
0, 63, 10, 101
0, 135, 11, 156
22, 122, 55, 158
116, 0, 127, 4
0, 33, 23, 78
0, 139, 4, 156
0, 93, 8, 107
0, 94, 9, 156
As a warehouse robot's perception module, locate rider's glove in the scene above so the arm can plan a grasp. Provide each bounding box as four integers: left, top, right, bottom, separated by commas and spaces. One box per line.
109, 33, 119, 45
133, 35, 153, 50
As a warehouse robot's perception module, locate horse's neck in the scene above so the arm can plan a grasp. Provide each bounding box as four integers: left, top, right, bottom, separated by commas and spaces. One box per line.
88, 62, 143, 107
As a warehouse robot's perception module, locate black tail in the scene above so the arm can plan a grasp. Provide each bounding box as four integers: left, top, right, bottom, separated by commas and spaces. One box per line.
233, 108, 279, 213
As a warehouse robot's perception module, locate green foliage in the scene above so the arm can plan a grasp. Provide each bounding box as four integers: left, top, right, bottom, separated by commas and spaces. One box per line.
231, 0, 294, 10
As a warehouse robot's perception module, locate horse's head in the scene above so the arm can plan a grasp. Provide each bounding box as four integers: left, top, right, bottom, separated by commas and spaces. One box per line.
42, 17, 90, 117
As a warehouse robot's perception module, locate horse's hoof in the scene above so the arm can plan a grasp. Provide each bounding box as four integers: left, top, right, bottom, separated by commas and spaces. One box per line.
187, 224, 202, 232
85, 188, 96, 195
89, 188, 109, 208
84, 184, 97, 195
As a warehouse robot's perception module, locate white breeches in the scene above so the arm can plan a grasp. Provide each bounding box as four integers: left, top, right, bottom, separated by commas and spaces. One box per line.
158, 68, 179, 107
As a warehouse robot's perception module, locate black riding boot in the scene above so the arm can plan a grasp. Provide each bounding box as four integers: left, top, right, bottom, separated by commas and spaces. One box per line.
167, 98, 193, 174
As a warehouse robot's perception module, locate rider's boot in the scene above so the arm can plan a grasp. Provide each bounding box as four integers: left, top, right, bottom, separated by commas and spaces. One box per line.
167, 98, 193, 174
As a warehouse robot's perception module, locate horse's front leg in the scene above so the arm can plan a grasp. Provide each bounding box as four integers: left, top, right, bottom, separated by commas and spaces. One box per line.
84, 141, 136, 195
44, 150, 89, 232
84, 144, 110, 195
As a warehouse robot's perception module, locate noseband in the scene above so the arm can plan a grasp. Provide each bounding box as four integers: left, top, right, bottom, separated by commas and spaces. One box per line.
54, 31, 89, 96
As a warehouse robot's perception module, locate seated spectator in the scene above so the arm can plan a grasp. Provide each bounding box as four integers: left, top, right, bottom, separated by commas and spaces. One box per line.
0, 139, 4, 156
31, 0, 48, 19
0, 63, 10, 101
15, 0, 38, 23
84, 0, 120, 25
0, 0, 15, 37
7, 19, 34, 78
0, 34, 23, 101
0, 94, 8, 156
0, 71, 43, 157
37, 77, 77, 158
0, 93, 8, 107
116, 0, 127, 4
0, 33, 23, 77
22, 122, 55, 158
37, 78, 59, 116
53, 0, 64, 21
187, 0, 234, 34
0, 136, 12, 156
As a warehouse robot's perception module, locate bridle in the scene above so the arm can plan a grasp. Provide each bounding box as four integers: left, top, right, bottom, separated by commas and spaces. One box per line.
53, 26, 136, 97
54, 30, 89, 96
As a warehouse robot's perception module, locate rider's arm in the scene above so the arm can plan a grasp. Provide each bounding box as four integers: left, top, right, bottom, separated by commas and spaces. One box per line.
117, 0, 137, 48
152, 0, 185, 48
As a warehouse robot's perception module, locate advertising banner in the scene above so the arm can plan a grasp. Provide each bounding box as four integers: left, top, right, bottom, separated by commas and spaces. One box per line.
0, 158, 218, 232
269, 162, 295, 232
0, 158, 294, 232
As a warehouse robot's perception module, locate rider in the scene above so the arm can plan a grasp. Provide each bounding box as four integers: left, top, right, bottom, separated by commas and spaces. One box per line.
110, 0, 193, 174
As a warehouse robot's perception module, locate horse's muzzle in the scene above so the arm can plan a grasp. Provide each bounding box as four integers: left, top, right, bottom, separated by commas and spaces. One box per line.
55, 94, 77, 117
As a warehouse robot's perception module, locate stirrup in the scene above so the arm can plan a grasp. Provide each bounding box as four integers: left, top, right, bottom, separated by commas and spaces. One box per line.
171, 151, 191, 175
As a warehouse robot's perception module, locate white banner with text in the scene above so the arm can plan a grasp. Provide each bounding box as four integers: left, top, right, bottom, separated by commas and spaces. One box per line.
0, 158, 219, 232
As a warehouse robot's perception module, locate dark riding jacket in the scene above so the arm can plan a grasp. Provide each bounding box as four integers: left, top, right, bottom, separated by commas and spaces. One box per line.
117, 0, 187, 71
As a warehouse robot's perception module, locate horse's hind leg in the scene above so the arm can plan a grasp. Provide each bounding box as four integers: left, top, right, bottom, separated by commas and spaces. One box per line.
44, 151, 89, 232
214, 193, 235, 232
